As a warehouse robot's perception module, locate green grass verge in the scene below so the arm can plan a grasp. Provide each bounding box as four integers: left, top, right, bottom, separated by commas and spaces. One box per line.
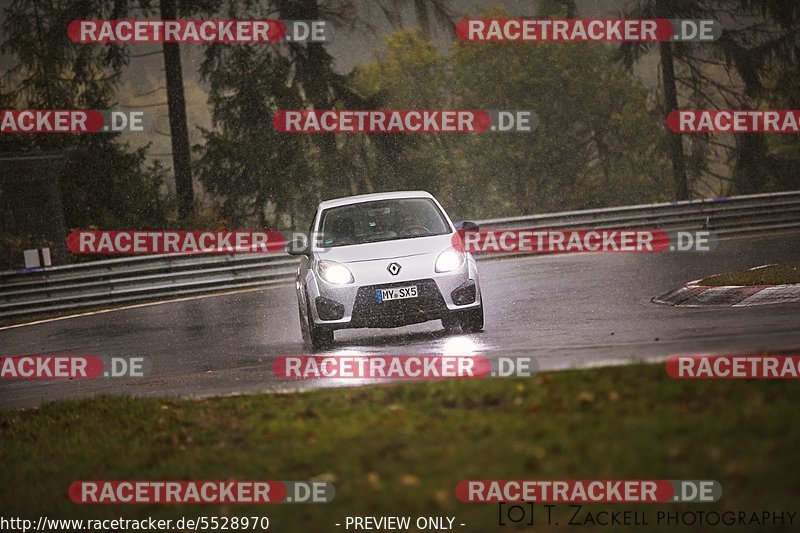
700, 262, 800, 286
2, 364, 799, 531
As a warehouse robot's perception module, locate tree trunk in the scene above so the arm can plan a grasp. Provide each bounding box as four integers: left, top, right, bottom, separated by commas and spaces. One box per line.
659, 40, 691, 200
413, 0, 431, 38
160, 0, 194, 218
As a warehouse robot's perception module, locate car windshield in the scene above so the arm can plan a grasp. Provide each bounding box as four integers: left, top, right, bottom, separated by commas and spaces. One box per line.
319, 198, 451, 248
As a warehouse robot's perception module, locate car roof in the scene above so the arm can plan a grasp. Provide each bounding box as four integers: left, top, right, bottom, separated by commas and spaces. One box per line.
317, 190, 436, 210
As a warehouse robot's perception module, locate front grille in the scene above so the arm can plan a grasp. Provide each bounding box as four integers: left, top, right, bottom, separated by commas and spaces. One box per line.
350, 279, 447, 327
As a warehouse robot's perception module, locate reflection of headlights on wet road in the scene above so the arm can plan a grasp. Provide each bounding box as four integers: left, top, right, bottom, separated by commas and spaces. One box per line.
441, 335, 480, 356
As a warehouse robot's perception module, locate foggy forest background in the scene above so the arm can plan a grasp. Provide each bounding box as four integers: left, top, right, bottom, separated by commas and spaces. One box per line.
1, 0, 798, 259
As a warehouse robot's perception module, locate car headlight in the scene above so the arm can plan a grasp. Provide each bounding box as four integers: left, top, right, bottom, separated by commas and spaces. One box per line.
435, 248, 465, 273
317, 260, 354, 284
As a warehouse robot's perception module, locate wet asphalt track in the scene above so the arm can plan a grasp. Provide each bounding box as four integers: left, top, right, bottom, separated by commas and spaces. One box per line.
1, 233, 799, 409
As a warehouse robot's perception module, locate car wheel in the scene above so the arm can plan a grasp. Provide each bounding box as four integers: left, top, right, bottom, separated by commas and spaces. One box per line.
298, 299, 312, 345
305, 300, 334, 349
460, 303, 484, 333
442, 315, 460, 333
309, 325, 334, 349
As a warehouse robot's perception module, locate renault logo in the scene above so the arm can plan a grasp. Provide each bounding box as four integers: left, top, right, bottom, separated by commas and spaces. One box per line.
387, 262, 401, 275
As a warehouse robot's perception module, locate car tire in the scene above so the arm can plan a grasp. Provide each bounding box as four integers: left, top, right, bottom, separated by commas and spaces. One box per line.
442, 315, 460, 333
310, 325, 334, 349
305, 300, 334, 349
460, 303, 484, 333
299, 301, 312, 345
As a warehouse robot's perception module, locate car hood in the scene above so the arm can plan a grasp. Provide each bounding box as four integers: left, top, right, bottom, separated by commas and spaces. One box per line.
314, 233, 455, 264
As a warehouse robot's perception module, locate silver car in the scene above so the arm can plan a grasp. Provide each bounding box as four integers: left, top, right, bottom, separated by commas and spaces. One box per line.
289, 191, 484, 348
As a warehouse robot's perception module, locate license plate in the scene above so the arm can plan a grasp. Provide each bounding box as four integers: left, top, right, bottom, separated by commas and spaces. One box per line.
376, 285, 418, 302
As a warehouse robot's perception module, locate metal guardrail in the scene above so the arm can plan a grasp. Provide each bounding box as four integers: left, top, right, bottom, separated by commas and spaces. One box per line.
2, 190, 799, 319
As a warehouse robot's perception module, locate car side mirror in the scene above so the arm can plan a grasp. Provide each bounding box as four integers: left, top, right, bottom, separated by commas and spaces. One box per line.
458, 221, 480, 232
286, 238, 310, 256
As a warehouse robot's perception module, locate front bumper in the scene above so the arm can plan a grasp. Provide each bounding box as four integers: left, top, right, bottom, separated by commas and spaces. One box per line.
304, 257, 481, 329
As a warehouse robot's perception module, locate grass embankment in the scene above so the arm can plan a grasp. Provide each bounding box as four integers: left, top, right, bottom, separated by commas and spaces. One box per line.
700, 262, 800, 286
2, 364, 799, 531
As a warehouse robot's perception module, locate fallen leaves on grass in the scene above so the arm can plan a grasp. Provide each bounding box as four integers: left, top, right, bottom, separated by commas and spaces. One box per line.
399, 474, 420, 487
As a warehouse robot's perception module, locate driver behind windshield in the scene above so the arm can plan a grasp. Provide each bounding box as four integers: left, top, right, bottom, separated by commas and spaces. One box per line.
320, 198, 450, 247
